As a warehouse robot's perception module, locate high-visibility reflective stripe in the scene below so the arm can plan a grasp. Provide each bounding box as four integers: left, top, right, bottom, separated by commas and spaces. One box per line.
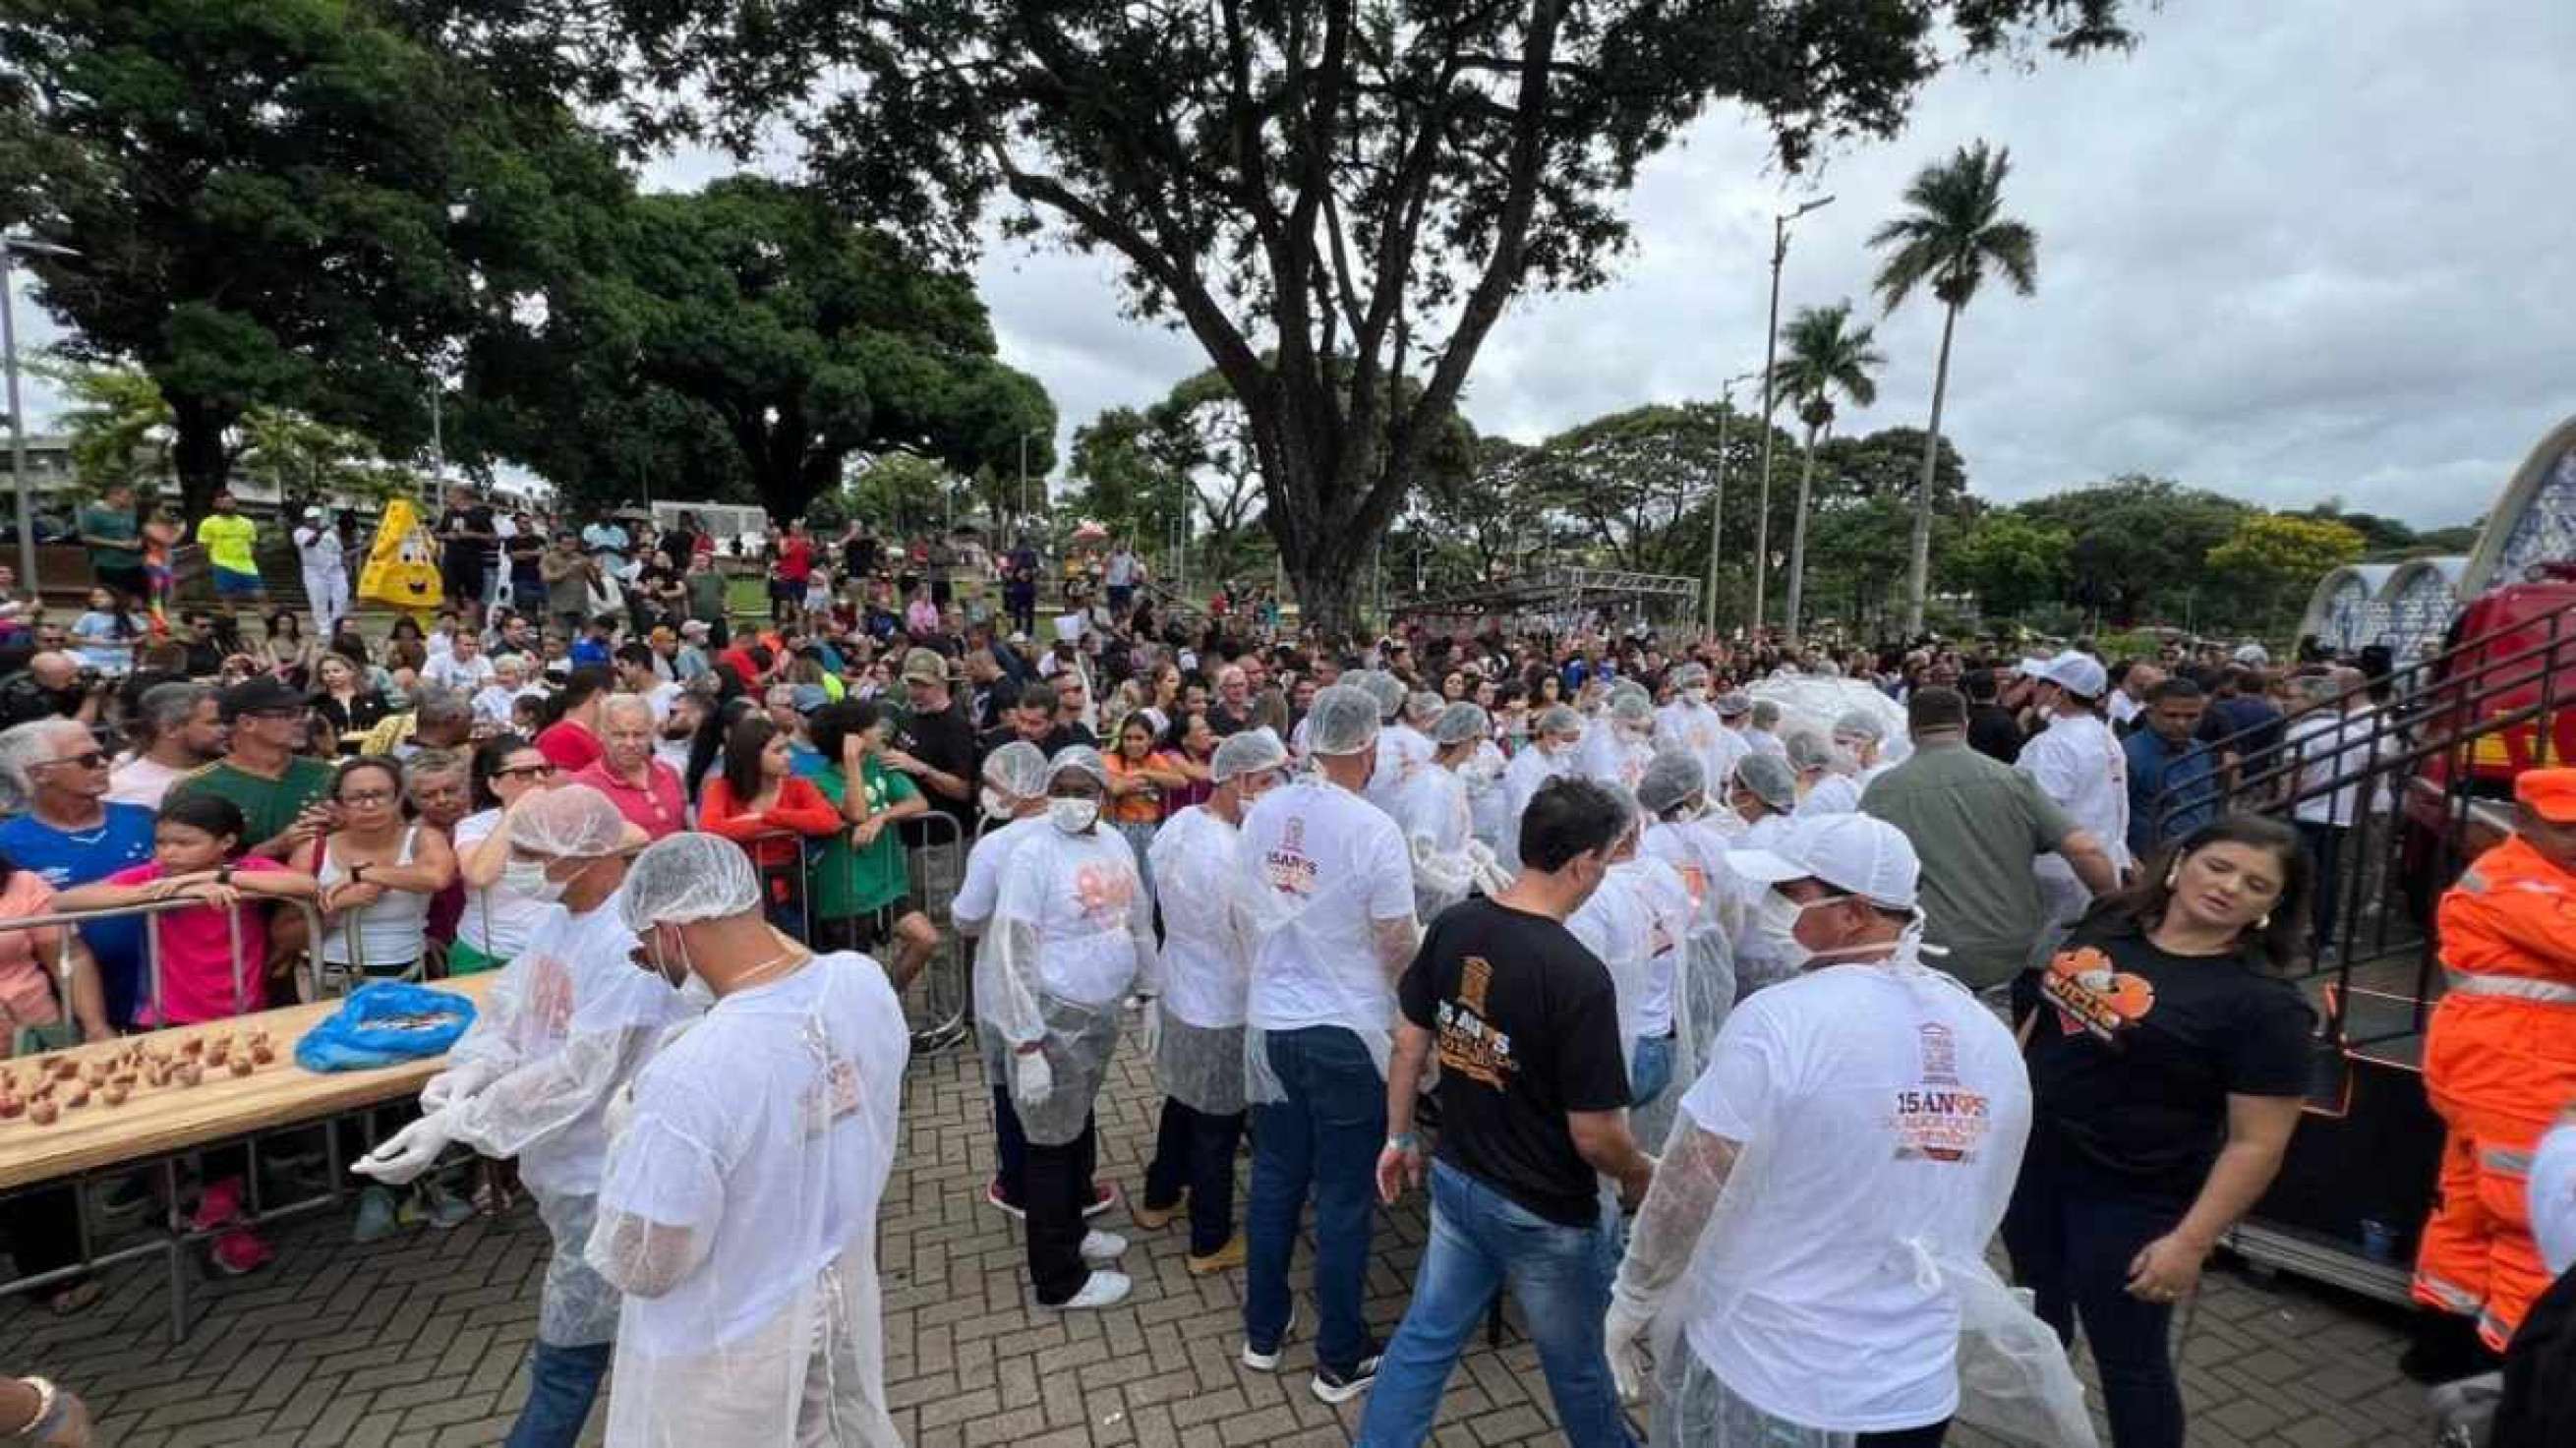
2445, 969, 2576, 1004
2458, 869, 2490, 895
2482, 1146, 2536, 1177
2479, 1309, 2515, 1351
2414, 1274, 2484, 1314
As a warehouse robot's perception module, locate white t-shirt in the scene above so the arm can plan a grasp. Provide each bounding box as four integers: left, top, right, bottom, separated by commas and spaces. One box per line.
2106, 690, 2142, 728
423, 651, 496, 693
473, 682, 540, 729
2286, 709, 2383, 828
1149, 806, 1253, 1029
1677, 960, 2031, 1433
107, 754, 194, 810
293, 524, 342, 571
1239, 779, 1417, 1036
2018, 713, 2134, 873
638, 679, 682, 724
453, 809, 556, 958
996, 826, 1149, 1007
955, 816, 1046, 929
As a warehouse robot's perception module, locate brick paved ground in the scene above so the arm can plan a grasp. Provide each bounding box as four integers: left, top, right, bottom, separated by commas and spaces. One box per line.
0, 1032, 2439, 1446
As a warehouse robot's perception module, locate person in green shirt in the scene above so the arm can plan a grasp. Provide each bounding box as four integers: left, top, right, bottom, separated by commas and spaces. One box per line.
167, 677, 338, 861
194, 491, 264, 603
807, 697, 941, 989
78, 482, 146, 604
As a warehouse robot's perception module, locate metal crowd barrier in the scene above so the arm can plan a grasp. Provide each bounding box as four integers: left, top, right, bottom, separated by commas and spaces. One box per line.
0, 896, 330, 1028
739, 811, 972, 1054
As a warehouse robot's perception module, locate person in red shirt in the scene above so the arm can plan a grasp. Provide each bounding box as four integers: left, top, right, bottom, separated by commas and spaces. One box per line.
570, 694, 687, 840
771, 520, 814, 625
698, 713, 843, 932
534, 666, 614, 773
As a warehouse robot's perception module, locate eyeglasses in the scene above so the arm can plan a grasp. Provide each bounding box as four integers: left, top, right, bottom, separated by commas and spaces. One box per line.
339, 789, 397, 805
495, 763, 559, 781
248, 707, 309, 723
35, 750, 108, 771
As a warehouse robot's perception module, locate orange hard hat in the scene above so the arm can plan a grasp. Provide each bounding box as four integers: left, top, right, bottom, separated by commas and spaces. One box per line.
2515, 768, 2576, 823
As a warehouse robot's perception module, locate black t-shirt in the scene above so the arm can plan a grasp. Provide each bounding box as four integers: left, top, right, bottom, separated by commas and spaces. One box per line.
2013, 925, 2313, 1201
894, 700, 978, 841
506, 532, 546, 582
1967, 703, 2024, 765
1398, 898, 1631, 1227
439, 506, 496, 569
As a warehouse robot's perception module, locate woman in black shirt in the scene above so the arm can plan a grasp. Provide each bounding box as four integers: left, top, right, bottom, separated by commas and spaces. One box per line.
2007, 814, 2314, 1448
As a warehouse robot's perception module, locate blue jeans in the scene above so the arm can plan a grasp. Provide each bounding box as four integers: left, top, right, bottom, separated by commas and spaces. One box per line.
1358, 1162, 1631, 1448
502, 1339, 611, 1448
1629, 1033, 1673, 1110
1246, 1025, 1385, 1375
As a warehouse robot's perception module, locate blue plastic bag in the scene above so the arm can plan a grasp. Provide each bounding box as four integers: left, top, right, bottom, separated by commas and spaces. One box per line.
294, 982, 477, 1072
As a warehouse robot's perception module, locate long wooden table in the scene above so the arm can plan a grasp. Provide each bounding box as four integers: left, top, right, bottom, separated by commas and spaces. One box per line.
0, 975, 498, 1192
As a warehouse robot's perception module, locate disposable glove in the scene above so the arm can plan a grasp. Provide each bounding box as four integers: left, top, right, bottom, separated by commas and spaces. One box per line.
419, 1058, 500, 1115
1135, 997, 1162, 1067
1603, 1289, 1657, 1405
352, 1110, 457, 1186
1012, 1048, 1053, 1108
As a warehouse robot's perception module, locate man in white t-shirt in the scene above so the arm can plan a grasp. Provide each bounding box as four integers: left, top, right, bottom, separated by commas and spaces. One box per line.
2017, 650, 2133, 953
1602, 814, 2034, 1443
422, 628, 498, 694
292, 506, 348, 638
1235, 684, 1421, 1404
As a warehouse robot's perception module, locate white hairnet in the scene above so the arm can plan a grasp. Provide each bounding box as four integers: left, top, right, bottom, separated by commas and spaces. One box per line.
1048, 744, 1109, 788
1735, 753, 1798, 813
1535, 704, 1584, 740
1358, 670, 1408, 721
1671, 663, 1711, 690
1405, 690, 1444, 725
1637, 749, 1708, 815
1784, 730, 1835, 772
1610, 691, 1656, 728
1831, 709, 1888, 744
1304, 683, 1383, 756
982, 740, 1051, 800
1210, 726, 1288, 782
619, 832, 762, 931
1431, 702, 1490, 746
508, 783, 632, 858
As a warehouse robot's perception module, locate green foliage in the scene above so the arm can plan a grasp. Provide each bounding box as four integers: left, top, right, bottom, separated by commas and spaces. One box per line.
2012, 476, 2253, 627
1953, 511, 2073, 619
609, 0, 2135, 631
1775, 300, 1885, 639
2206, 512, 2366, 629
31, 355, 172, 494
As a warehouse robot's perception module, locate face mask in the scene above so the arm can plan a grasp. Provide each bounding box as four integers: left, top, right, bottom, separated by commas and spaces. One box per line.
501, 859, 552, 898
1753, 889, 1824, 970
645, 924, 694, 987
527, 856, 594, 904
1685, 687, 1710, 703
1049, 797, 1099, 834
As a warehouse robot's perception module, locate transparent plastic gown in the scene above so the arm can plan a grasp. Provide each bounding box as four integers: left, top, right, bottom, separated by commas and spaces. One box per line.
1393, 764, 1479, 926
1145, 805, 1253, 1117
971, 824, 1154, 1145
585, 953, 909, 1447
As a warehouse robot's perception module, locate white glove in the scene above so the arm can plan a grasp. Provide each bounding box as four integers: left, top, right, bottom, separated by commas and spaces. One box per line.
1464, 840, 1512, 897
1135, 997, 1162, 1066
1011, 1047, 1053, 1108
419, 1059, 500, 1114
352, 1110, 457, 1186
1603, 1290, 1657, 1405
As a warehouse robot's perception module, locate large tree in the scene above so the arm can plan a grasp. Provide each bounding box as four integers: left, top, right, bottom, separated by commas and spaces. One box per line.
1773, 301, 1885, 644
613, 0, 2135, 632
0, 0, 517, 518
1870, 140, 2037, 637
2017, 475, 2251, 626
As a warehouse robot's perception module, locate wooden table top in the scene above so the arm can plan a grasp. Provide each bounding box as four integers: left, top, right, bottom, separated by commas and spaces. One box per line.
0, 975, 498, 1191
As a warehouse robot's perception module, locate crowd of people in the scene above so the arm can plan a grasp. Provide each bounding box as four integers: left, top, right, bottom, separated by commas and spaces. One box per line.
2, 497, 2574, 1448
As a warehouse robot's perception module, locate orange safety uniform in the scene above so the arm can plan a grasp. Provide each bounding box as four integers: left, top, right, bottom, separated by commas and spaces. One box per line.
2417, 796, 2576, 1350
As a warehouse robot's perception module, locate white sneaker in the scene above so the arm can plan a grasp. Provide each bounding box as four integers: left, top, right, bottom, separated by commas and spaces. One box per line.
1051, 1269, 1132, 1310
1080, 1230, 1129, 1266
1242, 1301, 1301, 1371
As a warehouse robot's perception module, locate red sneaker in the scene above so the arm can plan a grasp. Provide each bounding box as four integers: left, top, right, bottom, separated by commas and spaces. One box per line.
191, 1177, 245, 1233
208, 1229, 273, 1277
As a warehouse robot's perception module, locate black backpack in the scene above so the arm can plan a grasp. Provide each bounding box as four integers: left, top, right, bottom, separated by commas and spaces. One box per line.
2491, 1264, 2576, 1446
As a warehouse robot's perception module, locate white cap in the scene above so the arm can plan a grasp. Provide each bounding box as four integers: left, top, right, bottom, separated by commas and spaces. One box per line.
1727, 814, 1920, 911
2014, 656, 2049, 678
2233, 642, 2271, 666
2035, 649, 2107, 701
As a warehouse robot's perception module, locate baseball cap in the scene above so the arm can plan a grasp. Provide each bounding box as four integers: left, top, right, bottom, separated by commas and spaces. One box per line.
219, 675, 307, 722
2035, 649, 2107, 701
790, 684, 831, 715
678, 619, 711, 638
2517, 769, 2576, 824
2233, 642, 2272, 666
900, 648, 951, 686
302, 505, 322, 521
1727, 814, 1920, 911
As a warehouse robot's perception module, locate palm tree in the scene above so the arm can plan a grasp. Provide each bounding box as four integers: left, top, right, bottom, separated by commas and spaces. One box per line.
1775, 301, 1884, 644
1870, 141, 2039, 636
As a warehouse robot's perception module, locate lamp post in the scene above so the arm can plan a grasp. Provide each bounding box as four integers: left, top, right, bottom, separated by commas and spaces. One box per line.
2, 233, 76, 596
1747, 195, 1833, 639
1701, 367, 1764, 637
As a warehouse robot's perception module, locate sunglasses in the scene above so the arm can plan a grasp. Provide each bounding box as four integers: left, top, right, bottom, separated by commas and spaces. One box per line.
37, 750, 109, 771
495, 763, 559, 781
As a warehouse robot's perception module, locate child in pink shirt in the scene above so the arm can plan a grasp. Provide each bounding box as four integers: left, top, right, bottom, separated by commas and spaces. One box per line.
59, 794, 319, 1027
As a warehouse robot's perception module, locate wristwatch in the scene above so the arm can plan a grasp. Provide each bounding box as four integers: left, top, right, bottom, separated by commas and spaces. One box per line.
1384, 1131, 1420, 1153
215, 865, 234, 887
348, 862, 369, 886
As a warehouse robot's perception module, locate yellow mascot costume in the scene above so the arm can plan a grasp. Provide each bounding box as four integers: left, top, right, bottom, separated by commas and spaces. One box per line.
358, 496, 444, 616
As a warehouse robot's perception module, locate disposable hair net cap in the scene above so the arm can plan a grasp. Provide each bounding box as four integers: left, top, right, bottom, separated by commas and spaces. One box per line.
982, 740, 1051, 800
1610, 691, 1656, 727
1636, 749, 1707, 815
1431, 702, 1490, 746
1671, 663, 1711, 689
1714, 690, 1753, 719
1735, 752, 1798, 813
1785, 730, 1836, 772
1048, 744, 1110, 788
1304, 683, 1383, 756
1406, 691, 1444, 725
1535, 704, 1584, 739
1358, 670, 1408, 721
619, 832, 761, 932
1210, 726, 1289, 783
508, 783, 633, 858
1832, 708, 1888, 744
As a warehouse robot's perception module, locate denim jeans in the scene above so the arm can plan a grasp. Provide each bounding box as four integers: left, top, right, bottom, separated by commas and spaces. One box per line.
1144, 1096, 1248, 1257
502, 1339, 612, 1448
1245, 1025, 1385, 1375
1629, 1033, 1674, 1111
1358, 1162, 1630, 1448
2003, 1145, 2188, 1448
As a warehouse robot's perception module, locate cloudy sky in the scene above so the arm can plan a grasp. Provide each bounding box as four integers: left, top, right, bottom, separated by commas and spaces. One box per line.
15, 1, 2568, 530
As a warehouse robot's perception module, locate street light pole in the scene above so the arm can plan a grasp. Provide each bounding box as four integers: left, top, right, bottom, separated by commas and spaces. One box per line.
1748, 196, 1832, 639
1702, 368, 1763, 638
3, 234, 77, 598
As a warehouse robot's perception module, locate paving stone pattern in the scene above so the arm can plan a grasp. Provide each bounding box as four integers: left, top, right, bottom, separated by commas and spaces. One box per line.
0, 1035, 2438, 1446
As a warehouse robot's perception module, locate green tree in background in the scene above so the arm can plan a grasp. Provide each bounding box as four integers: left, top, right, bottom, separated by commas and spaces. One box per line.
2207, 512, 2367, 632
1773, 302, 1885, 644
1953, 511, 2074, 620
1870, 141, 2038, 637
2017, 476, 2251, 626
611, 0, 2136, 632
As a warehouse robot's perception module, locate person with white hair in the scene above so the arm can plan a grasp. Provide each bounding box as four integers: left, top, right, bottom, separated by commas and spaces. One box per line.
1393, 703, 1493, 925
1235, 683, 1421, 1402
960, 746, 1155, 1309
0, 717, 157, 1027
572, 693, 686, 841
474, 654, 541, 731
355, 784, 687, 1448
1134, 727, 1290, 1275
1602, 815, 2060, 1447
583, 832, 908, 1447
1657, 664, 1748, 806
1578, 688, 1659, 794
2016, 649, 2134, 950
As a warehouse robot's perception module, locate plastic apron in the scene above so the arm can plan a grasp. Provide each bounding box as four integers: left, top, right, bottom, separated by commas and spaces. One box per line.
441, 890, 692, 1346
1146, 806, 1253, 1117
1715, 814, 1802, 999
971, 825, 1153, 1145
588, 955, 907, 1447
1622, 854, 1704, 1151
1237, 779, 1409, 1101
1496, 744, 1572, 874
1393, 765, 1478, 926
1643, 818, 1741, 1069
1463, 741, 1513, 857
1578, 726, 1656, 795
1643, 961, 2093, 1448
